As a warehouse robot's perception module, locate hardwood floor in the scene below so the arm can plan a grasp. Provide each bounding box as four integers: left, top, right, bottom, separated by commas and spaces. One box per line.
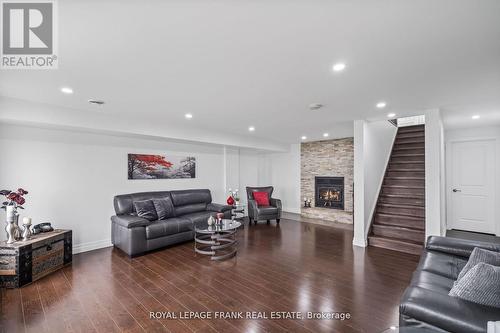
1, 218, 420, 333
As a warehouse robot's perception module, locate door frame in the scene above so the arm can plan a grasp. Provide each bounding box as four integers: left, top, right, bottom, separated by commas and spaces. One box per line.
445, 137, 498, 236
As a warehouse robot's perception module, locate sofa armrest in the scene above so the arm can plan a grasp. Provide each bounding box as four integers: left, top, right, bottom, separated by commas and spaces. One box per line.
400, 286, 500, 333
248, 199, 259, 218
111, 215, 151, 228
270, 198, 282, 208
426, 236, 500, 258
207, 203, 232, 213
270, 198, 282, 215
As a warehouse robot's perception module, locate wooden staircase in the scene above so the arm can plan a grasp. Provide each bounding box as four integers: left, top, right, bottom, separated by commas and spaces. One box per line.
368, 124, 425, 255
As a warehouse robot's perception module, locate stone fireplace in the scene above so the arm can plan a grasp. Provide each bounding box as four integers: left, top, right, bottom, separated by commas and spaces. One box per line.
315, 176, 344, 210
301, 138, 353, 225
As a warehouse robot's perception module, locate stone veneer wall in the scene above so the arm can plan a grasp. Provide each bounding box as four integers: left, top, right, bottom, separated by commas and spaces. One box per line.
301, 137, 354, 224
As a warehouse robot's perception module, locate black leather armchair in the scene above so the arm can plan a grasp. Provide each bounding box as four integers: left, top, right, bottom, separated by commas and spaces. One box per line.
246, 186, 282, 225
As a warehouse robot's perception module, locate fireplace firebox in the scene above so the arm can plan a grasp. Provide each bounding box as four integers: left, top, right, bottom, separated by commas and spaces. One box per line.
315, 176, 344, 210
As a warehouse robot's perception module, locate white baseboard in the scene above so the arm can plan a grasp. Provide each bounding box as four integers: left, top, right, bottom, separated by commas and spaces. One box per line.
283, 207, 301, 214
73, 239, 112, 254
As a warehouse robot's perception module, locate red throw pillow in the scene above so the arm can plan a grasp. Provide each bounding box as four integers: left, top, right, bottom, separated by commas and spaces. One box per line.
253, 191, 270, 206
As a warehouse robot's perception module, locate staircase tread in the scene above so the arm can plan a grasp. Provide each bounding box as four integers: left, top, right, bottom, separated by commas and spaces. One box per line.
376, 212, 424, 221
372, 223, 425, 232
387, 169, 425, 172
374, 222, 425, 231
389, 161, 425, 164
394, 139, 425, 144
384, 176, 424, 180
391, 153, 425, 157
398, 125, 425, 130
382, 185, 424, 189
393, 146, 425, 150
378, 202, 425, 209
380, 194, 425, 198
368, 235, 423, 246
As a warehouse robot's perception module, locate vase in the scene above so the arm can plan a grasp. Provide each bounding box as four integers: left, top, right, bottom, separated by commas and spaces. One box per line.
6, 221, 16, 244
13, 214, 21, 240
5, 205, 17, 240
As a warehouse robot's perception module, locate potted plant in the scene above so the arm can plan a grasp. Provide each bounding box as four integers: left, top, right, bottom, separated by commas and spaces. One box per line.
1, 188, 28, 243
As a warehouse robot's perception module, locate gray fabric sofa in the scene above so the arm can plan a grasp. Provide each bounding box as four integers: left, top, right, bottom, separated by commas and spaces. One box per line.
400, 236, 500, 333
111, 189, 232, 256
246, 186, 282, 225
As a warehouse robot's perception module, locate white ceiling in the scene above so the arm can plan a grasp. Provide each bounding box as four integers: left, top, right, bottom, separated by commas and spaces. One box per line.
1, 0, 500, 148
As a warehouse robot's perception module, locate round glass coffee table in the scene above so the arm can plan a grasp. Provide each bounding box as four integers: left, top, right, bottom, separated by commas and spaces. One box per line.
194, 220, 242, 260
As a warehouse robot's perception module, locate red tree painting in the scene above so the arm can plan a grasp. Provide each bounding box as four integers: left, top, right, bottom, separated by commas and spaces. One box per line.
128, 154, 196, 179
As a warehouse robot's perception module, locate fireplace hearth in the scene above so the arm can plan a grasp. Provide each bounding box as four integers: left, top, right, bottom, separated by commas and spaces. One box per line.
315, 176, 344, 210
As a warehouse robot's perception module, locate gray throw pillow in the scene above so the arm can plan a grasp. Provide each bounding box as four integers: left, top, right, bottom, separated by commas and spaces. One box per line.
133, 200, 158, 221
152, 197, 175, 220
456, 247, 500, 282
449, 262, 500, 308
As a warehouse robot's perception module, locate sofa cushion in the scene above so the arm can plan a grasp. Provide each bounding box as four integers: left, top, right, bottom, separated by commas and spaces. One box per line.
456, 247, 500, 282
152, 197, 175, 220
410, 270, 455, 295
174, 203, 207, 216
449, 262, 500, 308
418, 251, 467, 280
133, 200, 158, 221
170, 189, 212, 206
145, 218, 192, 240
256, 205, 278, 216
114, 191, 172, 215
181, 211, 217, 227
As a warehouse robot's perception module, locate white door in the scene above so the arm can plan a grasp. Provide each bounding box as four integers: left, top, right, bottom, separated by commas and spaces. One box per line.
448, 140, 496, 234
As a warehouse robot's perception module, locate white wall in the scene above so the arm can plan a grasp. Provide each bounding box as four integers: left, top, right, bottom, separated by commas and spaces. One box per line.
0, 123, 256, 252
261, 144, 301, 214
445, 125, 500, 236
425, 109, 446, 238
353, 119, 397, 247
238, 144, 301, 214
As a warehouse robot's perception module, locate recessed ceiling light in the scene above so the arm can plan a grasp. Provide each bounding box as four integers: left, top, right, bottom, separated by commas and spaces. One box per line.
248, 126, 255, 132
376, 101, 387, 109
61, 87, 73, 94
301, 136, 307, 140
332, 63, 346, 72
88, 99, 105, 106
309, 103, 324, 111
472, 115, 480, 120
387, 113, 396, 118
185, 113, 193, 119
323, 133, 329, 138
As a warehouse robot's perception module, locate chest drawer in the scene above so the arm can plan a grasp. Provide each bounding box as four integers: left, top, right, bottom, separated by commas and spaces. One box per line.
32, 239, 64, 280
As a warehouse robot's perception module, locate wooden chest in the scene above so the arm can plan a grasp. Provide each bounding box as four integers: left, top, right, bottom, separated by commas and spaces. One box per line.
0, 229, 72, 288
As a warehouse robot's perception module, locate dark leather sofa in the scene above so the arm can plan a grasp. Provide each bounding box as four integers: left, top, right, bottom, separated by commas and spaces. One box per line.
400, 236, 500, 333
111, 189, 232, 256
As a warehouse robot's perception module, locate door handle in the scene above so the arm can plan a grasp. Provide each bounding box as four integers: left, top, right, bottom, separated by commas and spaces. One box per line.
452, 189, 461, 192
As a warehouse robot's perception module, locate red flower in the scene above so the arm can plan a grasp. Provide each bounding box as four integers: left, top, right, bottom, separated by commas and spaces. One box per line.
7, 193, 19, 201
14, 196, 25, 205
17, 188, 28, 195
